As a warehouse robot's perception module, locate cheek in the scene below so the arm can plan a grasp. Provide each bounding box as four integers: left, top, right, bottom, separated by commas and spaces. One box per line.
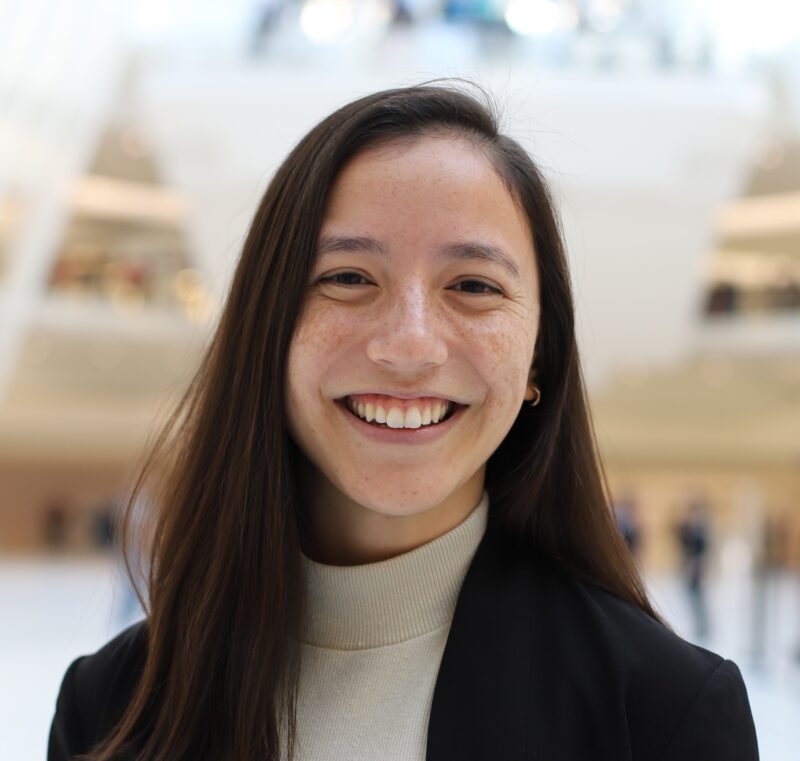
453, 315, 536, 401
294, 302, 355, 354
491, 337, 532, 407
286, 303, 353, 400
285, 317, 332, 456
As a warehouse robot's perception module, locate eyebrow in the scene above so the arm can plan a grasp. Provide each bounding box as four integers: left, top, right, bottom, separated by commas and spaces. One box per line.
317, 235, 521, 280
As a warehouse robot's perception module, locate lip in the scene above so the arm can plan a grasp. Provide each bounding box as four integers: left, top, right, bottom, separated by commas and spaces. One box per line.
335, 398, 467, 445
339, 390, 465, 403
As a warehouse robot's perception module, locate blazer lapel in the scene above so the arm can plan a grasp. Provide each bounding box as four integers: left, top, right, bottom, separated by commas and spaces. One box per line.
426, 522, 536, 761
427, 521, 638, 761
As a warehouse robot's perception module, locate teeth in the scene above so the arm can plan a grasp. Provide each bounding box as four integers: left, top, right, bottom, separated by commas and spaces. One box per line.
404, 407, 422, 428
347, 398, 453, 429
386, 408, 405, 429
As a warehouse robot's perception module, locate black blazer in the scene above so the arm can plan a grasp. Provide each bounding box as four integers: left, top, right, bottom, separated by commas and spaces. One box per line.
49, 520, 759, 760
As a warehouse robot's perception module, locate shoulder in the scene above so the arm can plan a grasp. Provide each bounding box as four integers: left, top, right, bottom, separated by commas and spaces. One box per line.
554, 563, 721, 681
528, 554, 759, 759
48, 620, 148, 760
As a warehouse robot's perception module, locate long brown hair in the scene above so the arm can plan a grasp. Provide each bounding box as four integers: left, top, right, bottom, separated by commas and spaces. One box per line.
84, 82, 659, 761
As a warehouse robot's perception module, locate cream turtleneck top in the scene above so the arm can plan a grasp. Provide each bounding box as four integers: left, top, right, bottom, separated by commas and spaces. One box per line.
286, 490, 489, 761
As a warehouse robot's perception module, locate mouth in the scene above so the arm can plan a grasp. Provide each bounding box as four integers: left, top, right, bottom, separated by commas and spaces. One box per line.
335, 395, 466, 430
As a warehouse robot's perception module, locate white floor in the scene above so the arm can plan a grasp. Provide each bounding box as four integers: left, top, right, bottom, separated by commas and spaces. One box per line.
3, 555, 799, 760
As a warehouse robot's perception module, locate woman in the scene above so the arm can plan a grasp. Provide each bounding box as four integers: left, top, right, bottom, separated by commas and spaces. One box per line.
48, 83, 759, 761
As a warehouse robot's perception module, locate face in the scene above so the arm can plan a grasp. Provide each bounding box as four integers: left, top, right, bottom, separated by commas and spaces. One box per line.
285, 134, 540, 520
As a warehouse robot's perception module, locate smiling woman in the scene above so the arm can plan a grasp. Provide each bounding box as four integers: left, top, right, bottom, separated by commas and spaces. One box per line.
285, 131, 540, 566
48, 83, 758, 761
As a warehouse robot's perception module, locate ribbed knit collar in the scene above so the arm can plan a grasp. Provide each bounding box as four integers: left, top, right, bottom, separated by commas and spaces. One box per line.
299, 491, 489, 650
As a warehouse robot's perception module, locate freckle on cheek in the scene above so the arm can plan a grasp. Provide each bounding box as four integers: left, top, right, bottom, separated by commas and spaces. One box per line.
487, 333, 506, 354
299, 311, 351, 353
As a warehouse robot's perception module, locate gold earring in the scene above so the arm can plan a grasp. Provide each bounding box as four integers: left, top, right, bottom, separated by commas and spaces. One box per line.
524, 385, 541, 407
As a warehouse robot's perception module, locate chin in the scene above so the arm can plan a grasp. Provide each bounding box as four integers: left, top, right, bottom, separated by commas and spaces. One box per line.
341, 480, 452, 517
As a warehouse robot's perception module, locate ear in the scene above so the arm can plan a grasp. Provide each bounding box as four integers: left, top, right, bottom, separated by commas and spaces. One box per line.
523, 363, 539, 400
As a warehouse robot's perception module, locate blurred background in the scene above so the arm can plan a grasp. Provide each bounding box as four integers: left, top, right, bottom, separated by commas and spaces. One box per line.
1, 0, 799, 757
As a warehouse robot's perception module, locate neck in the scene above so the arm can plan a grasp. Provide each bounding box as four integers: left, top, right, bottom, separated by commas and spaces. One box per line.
301, 468, 486, 566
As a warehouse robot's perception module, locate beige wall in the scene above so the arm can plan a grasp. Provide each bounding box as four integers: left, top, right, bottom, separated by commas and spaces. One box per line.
606, 462, 800, 572
0, 459, 133, 552
2, 457, 799, 569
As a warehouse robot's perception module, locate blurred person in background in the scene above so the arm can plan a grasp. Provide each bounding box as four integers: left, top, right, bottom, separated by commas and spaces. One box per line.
42, 499, 70, 552
110, 489, 150, 629
792, 514, 800, 665
86, 497, 146, 627
612, 490, 642, 559
47, 83, 758, 761
750, 511, 789, 669
90, 500, 116, 550
677, 492, 712, 641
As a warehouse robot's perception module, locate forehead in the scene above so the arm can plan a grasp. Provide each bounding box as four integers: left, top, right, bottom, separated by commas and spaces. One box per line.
322, 134, 535, 258
337, 133, 498, 187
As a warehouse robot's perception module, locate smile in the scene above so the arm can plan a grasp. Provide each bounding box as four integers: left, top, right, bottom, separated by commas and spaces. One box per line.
342, 394, 460, 429
334, 396, 468, 444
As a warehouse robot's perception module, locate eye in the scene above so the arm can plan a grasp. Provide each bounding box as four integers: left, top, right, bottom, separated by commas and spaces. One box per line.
318, 271, 371, 287
317, 273, 503, 295
450, 279, 503, 296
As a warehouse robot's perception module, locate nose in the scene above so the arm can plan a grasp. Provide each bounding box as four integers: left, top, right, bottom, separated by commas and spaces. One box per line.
365, 286, 448, 373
